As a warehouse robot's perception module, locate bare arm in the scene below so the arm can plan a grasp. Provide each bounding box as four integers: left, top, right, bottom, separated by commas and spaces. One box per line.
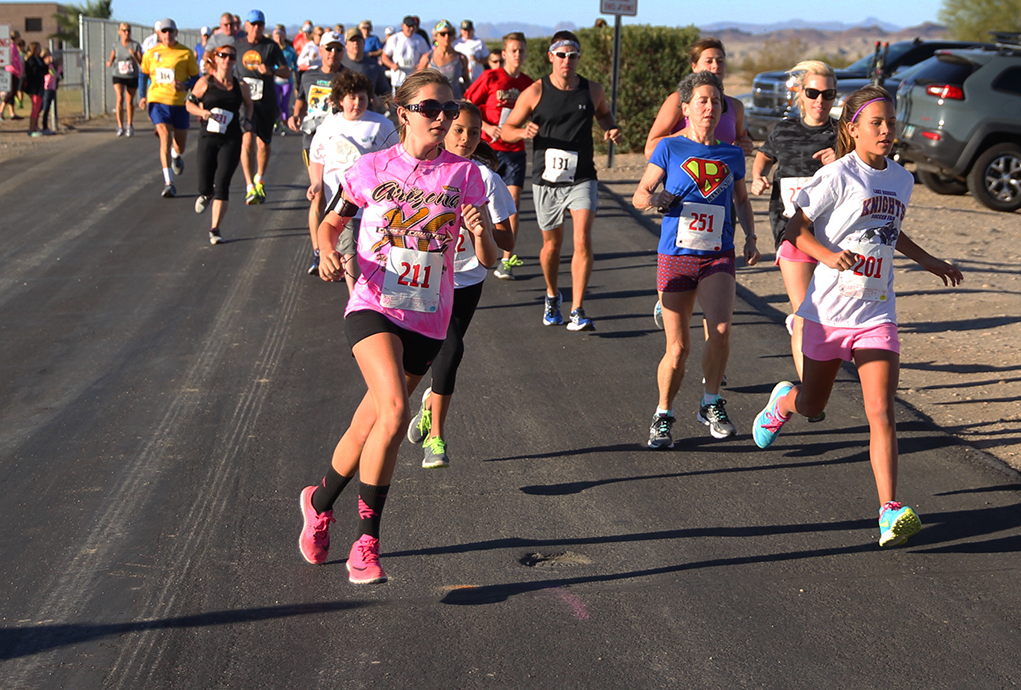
896, 231, 964, 286
590, 81, 622, 144
462, 203, 499, 268
733, 178, 760, 265
317, 192, 359, 281
750, 151, 774, 195
184, 77, 208, 118
730, 98, 754, 156
107, 49, 116, 68
632, 162, 670, 210
645, 93, 682, 159
492, 218, 514, 253
415, 51, 431, 72
500, 80, 541, 143
785, 209, 855, 270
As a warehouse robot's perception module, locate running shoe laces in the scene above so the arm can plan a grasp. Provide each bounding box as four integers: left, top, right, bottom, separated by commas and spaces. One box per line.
423, 436, 446, 455
504, 255, 524, 268
705, 400, 731, 424
761, 403, 790, 433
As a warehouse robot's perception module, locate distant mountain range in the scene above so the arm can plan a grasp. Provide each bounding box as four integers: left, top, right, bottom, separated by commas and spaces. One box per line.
700, 17, 903, 34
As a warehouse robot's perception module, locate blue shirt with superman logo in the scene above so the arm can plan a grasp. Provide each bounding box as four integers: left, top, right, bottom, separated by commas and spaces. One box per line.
650, 136, 745, 256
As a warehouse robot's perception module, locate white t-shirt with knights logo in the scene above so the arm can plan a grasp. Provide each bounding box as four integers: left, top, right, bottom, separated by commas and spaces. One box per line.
794, 152, 914, 328
309, 110, 397, 211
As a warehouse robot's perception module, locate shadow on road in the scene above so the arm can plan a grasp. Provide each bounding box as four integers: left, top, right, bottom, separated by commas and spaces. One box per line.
0, 601, 374, 660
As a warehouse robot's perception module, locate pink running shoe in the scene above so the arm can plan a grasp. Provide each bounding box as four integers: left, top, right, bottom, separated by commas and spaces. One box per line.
298, 485, 335, 565
346, 535, 388, 584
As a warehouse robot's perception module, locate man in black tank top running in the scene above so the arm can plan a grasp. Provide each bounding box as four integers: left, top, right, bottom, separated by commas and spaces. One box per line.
503, 31, 622, 332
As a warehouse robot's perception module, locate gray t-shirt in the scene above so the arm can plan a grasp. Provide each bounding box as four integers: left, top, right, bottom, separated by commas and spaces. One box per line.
296, 66, 345, 148
112, 39, 141, 78
340, 55, 390, 104
205, 33, 236, 53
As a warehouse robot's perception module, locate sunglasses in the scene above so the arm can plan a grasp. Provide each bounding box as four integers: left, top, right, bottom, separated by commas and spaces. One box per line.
216, 52, 236, 60
436, 31, 452, 37
804, 87, 837, 101
405, 99, 461, 120
323, 45, 341, 52
160, 28, 176, 34
552, 51, 580, 60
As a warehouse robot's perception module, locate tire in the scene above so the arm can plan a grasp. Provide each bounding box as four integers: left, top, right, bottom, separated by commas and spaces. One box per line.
967, 142, 1021, 212
918, 169, 968, 196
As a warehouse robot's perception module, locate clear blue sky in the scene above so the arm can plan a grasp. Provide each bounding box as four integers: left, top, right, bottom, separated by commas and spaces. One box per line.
105, 0, 944, 34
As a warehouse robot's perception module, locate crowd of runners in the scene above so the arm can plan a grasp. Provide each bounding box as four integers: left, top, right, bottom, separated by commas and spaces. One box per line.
89, 12, 965, 583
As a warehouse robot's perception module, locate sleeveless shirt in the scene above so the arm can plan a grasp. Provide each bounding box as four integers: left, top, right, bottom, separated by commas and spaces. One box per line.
199, 76, 244, 139
428, 52, 465, 99
531, 75, 597, 186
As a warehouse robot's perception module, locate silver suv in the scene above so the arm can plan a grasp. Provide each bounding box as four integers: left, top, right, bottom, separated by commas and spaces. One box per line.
893, 38, 1021, 212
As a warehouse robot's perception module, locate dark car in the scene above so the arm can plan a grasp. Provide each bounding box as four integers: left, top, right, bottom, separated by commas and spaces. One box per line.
746, 39, 990, 140
893, 38, 1021, 212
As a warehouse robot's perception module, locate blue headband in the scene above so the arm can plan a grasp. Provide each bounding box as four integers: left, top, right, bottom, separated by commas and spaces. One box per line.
549, 40, 580, 53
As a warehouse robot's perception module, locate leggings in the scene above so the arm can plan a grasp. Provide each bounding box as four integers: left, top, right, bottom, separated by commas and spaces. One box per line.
275, 82, 292, 119
197, 134, 242, 201
29, 93, 42, 121
430, 280, 485, 396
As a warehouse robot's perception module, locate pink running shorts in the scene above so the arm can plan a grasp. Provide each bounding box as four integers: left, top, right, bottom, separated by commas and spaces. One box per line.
802, 320, 900, 362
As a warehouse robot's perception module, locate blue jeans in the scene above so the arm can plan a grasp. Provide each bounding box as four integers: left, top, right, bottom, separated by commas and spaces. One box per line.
41, 89, 56, 129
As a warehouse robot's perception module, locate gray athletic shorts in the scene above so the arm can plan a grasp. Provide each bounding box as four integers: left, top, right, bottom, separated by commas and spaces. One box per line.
533, 179, 599, 231
337, 218, 361, 256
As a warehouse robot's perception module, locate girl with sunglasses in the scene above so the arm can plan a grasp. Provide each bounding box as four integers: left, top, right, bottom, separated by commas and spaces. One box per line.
416, 20, 469, 99
407, 100, 513, 468
185, 47, 253, 244
752, 86, 963, 547
298, 71, 495, 584
750, 61, 839, 402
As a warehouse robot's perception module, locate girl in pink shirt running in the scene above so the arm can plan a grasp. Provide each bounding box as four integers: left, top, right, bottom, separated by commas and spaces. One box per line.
297, 70, 495, 584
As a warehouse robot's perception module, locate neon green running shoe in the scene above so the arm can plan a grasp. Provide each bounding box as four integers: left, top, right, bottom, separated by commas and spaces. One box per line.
422, 436, 450, 469
407, 387, 432, 444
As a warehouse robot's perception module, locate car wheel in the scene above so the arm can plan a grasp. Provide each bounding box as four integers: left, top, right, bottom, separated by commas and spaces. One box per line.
918, 170, 968, 196
967, 142, 1021, 212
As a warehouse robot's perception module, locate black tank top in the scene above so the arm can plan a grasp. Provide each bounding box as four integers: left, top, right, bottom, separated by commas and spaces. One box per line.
199, 76, 244, 139
531, 75, 597, 186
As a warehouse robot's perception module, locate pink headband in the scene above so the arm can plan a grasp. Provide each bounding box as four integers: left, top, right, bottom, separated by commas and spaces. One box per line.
851, 97, 890, 122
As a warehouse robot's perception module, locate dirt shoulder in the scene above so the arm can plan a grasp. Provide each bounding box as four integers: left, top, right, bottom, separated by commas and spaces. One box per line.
597, 151, 1021, 472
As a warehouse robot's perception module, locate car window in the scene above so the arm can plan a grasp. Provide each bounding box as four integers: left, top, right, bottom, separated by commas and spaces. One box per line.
845, 42, 915, 73
910, 55, 976, 86
991, 66, 1021, 95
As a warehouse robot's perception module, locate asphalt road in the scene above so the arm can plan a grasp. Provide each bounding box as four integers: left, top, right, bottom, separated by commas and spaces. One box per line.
1, 124, 1020, 689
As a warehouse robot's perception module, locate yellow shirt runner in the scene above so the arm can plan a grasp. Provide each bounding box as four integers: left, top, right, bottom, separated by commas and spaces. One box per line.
141, 43, 199, 106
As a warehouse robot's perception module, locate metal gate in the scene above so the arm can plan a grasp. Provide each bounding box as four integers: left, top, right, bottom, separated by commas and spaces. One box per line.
78, 16, 201, 119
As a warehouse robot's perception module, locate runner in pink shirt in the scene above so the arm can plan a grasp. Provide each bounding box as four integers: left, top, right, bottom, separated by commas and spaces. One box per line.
297, 70, 495, 584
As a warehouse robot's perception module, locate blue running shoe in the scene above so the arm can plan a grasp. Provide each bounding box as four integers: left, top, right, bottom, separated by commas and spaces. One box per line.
752, 381, 794, 448
566, 308, 595, 332
542, 292, 564, 326
878, 502, 922, 547
653, 300, 663, 329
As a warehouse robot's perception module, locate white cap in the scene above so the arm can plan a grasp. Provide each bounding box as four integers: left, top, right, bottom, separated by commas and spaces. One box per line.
200, 25, 210, 35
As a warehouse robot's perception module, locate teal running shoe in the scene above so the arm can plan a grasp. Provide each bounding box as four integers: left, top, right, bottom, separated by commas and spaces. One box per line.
752, 381, 794, 448
879, 502, 922, 547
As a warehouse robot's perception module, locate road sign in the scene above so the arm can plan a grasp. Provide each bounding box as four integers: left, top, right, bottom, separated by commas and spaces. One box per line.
1, 24, 12, 69
600, 0, 637, 16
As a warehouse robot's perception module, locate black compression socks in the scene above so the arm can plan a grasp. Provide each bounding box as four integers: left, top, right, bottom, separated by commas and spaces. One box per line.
356, 482, 389, 539
311, 466, 354, 514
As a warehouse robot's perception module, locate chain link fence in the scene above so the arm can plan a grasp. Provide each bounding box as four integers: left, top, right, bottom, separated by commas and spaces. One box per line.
78, 16, 201, 120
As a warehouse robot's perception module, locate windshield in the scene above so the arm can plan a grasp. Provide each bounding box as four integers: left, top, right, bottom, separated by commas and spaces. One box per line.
845, 42, 914, 73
